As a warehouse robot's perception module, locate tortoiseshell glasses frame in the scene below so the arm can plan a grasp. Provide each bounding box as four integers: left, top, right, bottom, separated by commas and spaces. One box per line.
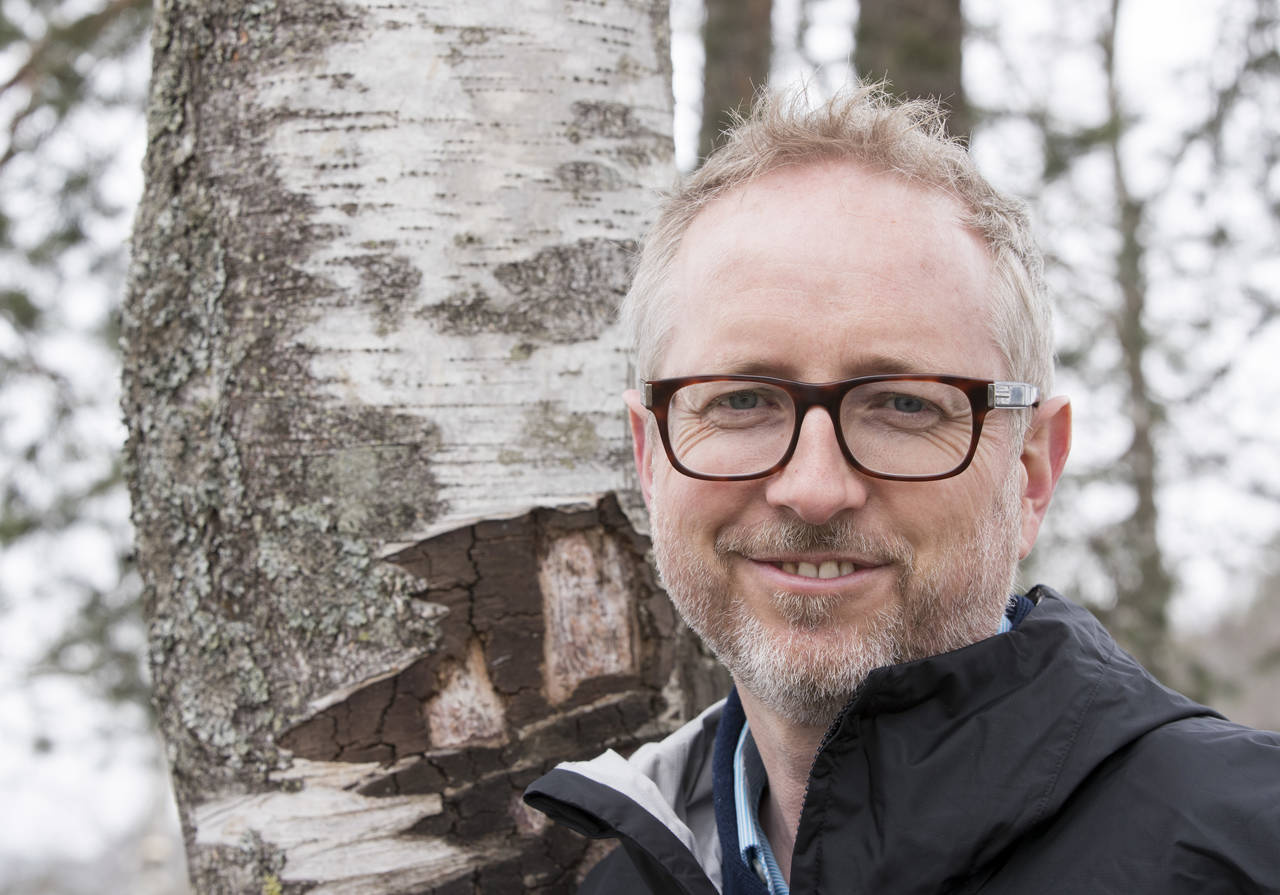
642, 373, 1040, 482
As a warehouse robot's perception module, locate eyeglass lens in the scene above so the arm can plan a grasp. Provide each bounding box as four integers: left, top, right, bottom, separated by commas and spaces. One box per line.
666, 379, 976, 478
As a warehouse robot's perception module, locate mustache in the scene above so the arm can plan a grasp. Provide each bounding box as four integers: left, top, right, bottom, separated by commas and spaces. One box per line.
713, 517, 915, 567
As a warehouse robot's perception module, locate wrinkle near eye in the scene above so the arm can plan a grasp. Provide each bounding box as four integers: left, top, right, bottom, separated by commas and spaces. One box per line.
672, 424, 721, 455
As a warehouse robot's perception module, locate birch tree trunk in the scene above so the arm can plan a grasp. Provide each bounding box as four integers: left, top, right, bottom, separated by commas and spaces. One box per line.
123, 1, 727, 891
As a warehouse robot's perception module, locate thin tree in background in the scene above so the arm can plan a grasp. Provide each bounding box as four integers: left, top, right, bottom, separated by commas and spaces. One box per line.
1091, 0, 1177, 680
971, 0, 1180, 677
700, 0, 772, 160
854, 0, 969, 139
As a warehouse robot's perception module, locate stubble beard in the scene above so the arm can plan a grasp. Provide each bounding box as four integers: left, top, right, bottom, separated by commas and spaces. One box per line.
649, 472, 1023, 728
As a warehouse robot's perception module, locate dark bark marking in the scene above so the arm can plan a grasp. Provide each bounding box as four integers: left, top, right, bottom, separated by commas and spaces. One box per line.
562, 98, 672, 168
555, 159, 625, 194
516, 401, 604, 468
569, 100, 641, 139
425, 237, 635, 343
346, 252, 424, 334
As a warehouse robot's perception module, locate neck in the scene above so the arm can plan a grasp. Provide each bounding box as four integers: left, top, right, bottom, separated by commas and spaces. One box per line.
736, 687, 832, 884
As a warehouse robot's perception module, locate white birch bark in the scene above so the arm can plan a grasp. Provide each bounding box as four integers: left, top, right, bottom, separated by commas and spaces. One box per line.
124, 1, 726, 891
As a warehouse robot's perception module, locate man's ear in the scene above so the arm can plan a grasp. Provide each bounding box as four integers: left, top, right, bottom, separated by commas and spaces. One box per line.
1018, 395, 1071, 559
623, 389, 654, 508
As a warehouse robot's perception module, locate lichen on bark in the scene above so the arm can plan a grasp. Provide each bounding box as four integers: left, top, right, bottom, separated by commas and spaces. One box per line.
125, 0, 447, 886
124, 1, 708, 890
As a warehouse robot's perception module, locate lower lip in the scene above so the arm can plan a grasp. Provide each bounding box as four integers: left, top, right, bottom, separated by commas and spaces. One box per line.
747, 558, 890, 591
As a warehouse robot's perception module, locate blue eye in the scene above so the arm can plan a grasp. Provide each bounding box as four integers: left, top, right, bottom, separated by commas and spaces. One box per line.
726, 392, 760, 410
892, 395, 925, 413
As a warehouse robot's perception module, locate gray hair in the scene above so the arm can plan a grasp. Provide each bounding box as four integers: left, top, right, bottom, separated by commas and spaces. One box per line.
621, 82, 1054, 401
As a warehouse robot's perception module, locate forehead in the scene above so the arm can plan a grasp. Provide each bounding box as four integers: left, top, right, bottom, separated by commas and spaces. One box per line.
660, 161, 1001, 380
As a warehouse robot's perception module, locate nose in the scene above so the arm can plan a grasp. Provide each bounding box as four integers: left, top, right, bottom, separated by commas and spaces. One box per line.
764, 406, 870, 524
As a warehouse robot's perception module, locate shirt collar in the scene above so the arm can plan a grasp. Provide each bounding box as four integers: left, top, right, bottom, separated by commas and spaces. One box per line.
734, 722, 789, 894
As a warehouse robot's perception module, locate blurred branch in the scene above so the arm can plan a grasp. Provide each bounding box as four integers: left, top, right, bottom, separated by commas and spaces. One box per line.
1175, 290, 1279, 405
33, 562, 150, 709
0, 0, 150, 170
1, 0, 147, 95
1168, 0, 1279, 170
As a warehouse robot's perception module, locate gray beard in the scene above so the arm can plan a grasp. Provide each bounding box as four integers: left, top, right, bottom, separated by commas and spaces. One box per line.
649, 474, 1023, 728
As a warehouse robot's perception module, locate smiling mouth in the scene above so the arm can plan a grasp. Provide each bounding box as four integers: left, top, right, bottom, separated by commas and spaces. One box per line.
775, 560, 858, 579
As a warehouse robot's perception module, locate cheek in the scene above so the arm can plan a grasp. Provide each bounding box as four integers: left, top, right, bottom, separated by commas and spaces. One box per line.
650, 469, 758, 540
881, 469, 1003, 545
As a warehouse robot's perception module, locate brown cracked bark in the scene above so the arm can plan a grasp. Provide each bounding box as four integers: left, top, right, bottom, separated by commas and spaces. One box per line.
278, 495, 728, 889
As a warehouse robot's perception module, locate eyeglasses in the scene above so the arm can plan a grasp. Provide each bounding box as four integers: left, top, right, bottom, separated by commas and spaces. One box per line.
642, 374, 1039, 482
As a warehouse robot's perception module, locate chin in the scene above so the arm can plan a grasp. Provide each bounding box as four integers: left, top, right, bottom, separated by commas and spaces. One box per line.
713, 594, 907, 727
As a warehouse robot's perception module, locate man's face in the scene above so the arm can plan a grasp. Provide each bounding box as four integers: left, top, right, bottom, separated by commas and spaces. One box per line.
629, 161, 1043, 726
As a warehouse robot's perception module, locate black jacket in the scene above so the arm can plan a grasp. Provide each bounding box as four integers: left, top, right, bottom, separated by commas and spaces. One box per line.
524, 588, 1280, 893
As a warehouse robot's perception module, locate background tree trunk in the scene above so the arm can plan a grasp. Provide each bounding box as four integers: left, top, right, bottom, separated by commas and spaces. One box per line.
123, 1, 726, 891
1087, 0, 1175, 679
699, 0, 772, 161
854, 0, 969, 139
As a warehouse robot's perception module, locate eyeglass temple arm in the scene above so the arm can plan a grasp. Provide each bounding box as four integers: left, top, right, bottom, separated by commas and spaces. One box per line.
989, 382, 1039, 408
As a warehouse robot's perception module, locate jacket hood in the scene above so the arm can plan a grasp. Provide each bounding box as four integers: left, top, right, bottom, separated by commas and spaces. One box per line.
524, 698, 725, 895
793, 587, 1216, 893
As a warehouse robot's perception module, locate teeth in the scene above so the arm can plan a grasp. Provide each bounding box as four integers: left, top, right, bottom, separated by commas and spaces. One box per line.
778, 561, 858, 579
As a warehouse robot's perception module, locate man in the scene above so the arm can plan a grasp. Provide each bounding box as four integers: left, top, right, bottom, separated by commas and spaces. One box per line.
524, 84, 1279, 893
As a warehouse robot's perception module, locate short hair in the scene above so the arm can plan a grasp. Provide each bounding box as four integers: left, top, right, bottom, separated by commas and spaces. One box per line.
621, 82, 1054, 402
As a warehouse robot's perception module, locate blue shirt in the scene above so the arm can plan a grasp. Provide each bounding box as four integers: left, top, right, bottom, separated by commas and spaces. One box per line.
733, 606, 1019, 893
734, 721, 789, 893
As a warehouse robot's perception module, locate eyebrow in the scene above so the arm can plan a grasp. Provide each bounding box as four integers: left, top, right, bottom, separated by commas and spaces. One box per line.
709, 352, 927, 380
